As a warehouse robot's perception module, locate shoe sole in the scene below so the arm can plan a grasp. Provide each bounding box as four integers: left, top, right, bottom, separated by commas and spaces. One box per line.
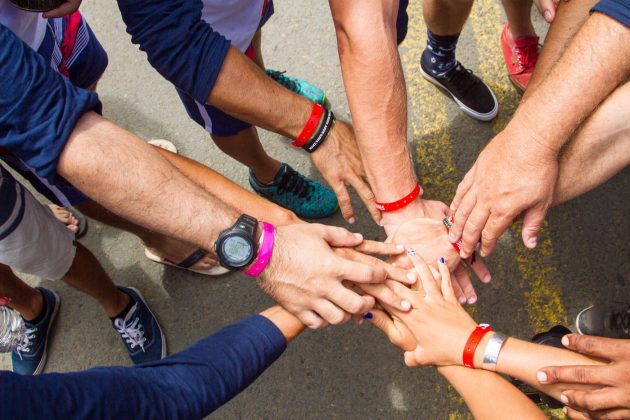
419, 65, 499, 122
507, 75, 526, 94
124, 287, 168, 359
575, 305, 594, 336
25, 290, 60, 375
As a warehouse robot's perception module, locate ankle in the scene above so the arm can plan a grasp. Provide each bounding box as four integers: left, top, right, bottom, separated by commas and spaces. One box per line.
251, 161, 282, 185
508, 22, 536, 40
22, 289, 45, 323
105, 290, 132, 319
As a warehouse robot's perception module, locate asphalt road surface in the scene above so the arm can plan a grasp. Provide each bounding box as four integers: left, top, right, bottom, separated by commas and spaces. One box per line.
2, 0, 629, 418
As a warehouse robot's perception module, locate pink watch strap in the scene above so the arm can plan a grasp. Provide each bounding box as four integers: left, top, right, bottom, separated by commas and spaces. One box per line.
244, 222, 275, 277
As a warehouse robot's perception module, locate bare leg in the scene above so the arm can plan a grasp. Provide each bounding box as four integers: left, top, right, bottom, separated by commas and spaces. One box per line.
61, 244, 130, 318
423, 0, 474, 35
211, 128, 282, 184
501, 0, 536, 38
0, 244, 129, 320
0, 264, 44, 321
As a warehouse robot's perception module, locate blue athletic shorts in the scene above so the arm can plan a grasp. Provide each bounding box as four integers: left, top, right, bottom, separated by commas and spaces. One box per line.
177, 0, 275, 137
0, 11, 108, 206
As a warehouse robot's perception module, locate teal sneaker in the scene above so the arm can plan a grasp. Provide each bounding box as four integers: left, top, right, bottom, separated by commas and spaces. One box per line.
266, 69, 327, 106
249, 163, 338, 219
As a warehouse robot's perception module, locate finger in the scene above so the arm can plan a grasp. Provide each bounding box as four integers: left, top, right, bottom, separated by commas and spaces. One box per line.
331, 182, 356, 224
521, 206, 547, 249
359, 284, 412, 312
450, 190, 477, 243
564, 406, 590, 420
404, 345, 424, 367
338, 257, 387, 284
384, 279, 424, 308
313, 299, 351, 325
537, 365, 613, 386
466, 253, 492, 284
479, 212, 513, 257
451, 277, 467, 305
595, 408, 630, 420
438, 258, 457, 303
354, 240, 405, 256
454, 264, 477, 305
459, 207, 490, 258
450, 169, 474, 213
42, 1, 79, 18
367, 308, 416, 351
297, 310, 328, 330
406, 249, 441, 300
348, 173, 381, 225
534, 0, 556, 22
563, 334, 628, 360
328, 283, 375, 315
563, 388, 623, 413
318, 224, 364, 247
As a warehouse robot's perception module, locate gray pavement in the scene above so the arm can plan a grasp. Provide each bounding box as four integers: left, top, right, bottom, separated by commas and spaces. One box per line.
2, 0, 629, 418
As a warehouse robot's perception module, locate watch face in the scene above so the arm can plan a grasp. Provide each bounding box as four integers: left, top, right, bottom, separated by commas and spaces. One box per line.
221, 235, 253, 266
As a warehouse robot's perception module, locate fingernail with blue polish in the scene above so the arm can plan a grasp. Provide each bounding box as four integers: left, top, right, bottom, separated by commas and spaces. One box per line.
406, 248, 416, 256
439, 257, 445, 264
363, 312, 373, 320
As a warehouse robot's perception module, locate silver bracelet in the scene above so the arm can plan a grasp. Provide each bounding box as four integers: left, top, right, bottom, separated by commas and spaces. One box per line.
482, 333, 507, 371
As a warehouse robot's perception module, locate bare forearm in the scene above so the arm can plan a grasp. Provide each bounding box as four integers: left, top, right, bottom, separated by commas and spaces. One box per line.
207, 46, 312, 138
58, 112, 239, 252
329, 0, 418, 203
480, 336, 605, 399
438, 366, 546, 419
512, 12, 630, 154
260, 306, 305, 343
552, 81, 630, 206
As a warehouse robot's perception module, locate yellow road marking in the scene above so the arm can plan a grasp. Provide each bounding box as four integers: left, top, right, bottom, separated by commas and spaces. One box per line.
402, 0, 567, 417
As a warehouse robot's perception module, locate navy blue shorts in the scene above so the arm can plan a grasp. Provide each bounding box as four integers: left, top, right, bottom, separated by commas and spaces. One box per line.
177, 0, 275, 137
0, 11, 108, 206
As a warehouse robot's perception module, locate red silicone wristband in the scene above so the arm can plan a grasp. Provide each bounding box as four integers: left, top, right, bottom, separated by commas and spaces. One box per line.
463, 324, 493, 368
374, 183, 423, 212
292, 103, 324, 148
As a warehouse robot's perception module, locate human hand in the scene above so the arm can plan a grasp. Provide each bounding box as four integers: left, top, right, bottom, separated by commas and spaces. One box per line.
370, 253, 477, 366
259, 223, 415, 329
386, 214, 492, 305
449, 127, 559, 258
537, 334, 630, 419
310, 120, 381, 225
533, 0, 560, 23
42, 0, 82, 18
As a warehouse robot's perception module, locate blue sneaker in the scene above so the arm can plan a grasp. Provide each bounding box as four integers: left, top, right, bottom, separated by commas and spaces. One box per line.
249, 163, 338, 219
12, 288, 60, 375
266, 69, 327, 106
112, 287, 166, 364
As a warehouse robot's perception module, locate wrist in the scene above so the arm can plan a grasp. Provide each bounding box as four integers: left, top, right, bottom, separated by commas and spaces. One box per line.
473, 331, 495, 368
506, 112, 561, 158
381, 198, 425, 234
243, 221, 275, 277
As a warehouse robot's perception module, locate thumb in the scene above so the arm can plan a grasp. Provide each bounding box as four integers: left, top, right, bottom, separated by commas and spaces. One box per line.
535, 0, 556, 22
521, 206, 547, 249
318, 224, 364, 248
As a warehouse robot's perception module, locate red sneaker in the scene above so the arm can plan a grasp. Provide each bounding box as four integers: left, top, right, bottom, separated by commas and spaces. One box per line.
501, 22, 540, 93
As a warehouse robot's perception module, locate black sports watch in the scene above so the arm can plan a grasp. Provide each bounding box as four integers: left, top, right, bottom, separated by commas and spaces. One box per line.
214, 214, 259, 271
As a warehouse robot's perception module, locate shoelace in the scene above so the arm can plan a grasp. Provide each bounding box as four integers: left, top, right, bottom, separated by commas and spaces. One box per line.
276, 169, 312, 199
446, 65, 480, 96
267, 70, 299, 93
512, 41, 539, 72
610, 306, 630, 333
114, 308, 147, 352
15, 327, 37, 360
